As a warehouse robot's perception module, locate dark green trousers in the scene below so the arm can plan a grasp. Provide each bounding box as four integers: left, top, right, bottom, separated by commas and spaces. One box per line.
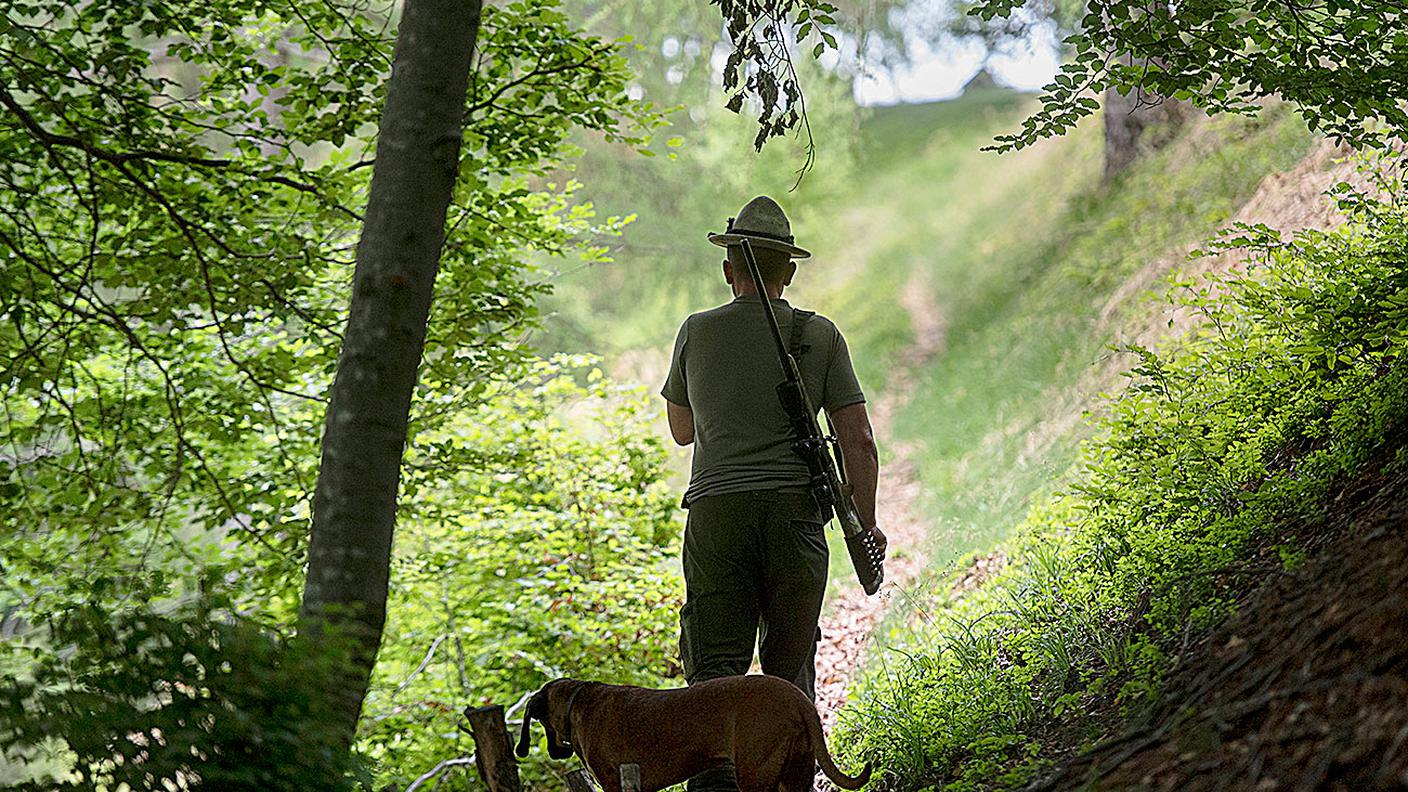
679, 488, 829, 792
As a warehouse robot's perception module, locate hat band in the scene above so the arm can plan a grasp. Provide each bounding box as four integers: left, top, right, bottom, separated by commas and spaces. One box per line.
725, 216, 795, 245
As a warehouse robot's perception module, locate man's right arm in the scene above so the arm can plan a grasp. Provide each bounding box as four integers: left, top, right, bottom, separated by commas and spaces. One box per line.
667, 401, 695, 446
661, 318, 693, 445
818, 323, 884, 549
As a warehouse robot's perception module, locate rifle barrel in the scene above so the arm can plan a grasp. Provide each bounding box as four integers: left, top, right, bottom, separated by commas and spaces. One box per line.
735, 239, 884, 596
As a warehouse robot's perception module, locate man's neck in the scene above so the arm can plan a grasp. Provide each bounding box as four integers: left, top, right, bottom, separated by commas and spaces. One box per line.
733, 281, 785, 300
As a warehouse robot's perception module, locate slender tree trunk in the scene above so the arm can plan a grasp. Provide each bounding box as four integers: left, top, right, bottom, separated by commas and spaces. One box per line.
1103, 53, 1188, 183
298, 0, 482, 754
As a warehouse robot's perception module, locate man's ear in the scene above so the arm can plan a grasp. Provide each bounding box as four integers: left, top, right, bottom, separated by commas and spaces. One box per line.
723, 259, 736, 285
783, 260, 797, 286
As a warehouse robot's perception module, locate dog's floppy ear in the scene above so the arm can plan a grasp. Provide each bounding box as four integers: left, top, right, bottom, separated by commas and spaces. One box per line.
515, 709, 532, 757
515, 688, 544, 758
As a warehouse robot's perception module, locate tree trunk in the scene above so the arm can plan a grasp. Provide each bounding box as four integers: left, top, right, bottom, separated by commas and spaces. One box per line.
465, 705, 523, 792
298, 0, 482, 755
1103, 54, 1189, 183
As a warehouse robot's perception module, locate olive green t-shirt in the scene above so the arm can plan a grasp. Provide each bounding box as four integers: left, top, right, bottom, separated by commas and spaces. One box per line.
661, 295, 866, 505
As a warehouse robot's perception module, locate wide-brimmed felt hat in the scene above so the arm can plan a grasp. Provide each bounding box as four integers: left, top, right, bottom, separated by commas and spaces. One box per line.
707, 195, 811, 259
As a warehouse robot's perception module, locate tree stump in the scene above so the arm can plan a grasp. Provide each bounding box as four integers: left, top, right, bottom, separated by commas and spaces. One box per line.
620, 763, 642, 792
565, 768, 596, 792
466, 705, 522, 792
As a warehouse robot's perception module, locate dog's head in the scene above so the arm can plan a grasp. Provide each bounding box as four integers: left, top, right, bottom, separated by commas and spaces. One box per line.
515, 678, 580, 760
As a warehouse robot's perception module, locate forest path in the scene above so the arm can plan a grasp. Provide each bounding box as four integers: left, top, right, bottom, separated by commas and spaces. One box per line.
813, 268, 945, 735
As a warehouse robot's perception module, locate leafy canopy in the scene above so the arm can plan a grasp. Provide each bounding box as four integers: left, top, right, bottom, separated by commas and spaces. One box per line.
2, 0, 672, 785
970, 0, 1408, 150
0, 0, 659, 621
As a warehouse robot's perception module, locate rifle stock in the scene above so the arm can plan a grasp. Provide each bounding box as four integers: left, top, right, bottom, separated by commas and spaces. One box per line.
738, 239, 884, 596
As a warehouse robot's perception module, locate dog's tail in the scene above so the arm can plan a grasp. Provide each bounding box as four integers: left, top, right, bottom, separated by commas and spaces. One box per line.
805, 706, 872, 790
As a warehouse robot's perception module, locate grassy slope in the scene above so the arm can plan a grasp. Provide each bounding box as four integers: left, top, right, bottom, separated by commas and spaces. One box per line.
812, 94, 1405, 791
821, 95, 1315, 571
831, 150, 1408, 791
551, 88, 1315, 593
809, 88, 1079, 394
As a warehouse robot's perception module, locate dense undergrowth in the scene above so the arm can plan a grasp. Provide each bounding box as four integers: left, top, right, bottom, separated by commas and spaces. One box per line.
1, 359, 682, 790
361, 358, 682, 789
835, 166, 1408, 789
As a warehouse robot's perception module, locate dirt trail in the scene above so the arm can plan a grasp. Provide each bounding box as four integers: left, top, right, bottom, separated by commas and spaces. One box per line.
813, 269, 945, 736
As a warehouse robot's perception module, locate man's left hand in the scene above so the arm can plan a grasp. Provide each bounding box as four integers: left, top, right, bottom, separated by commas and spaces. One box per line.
867, 524, 888, 556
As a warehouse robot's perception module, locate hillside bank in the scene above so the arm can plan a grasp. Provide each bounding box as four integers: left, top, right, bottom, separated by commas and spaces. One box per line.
825, 105, 1408, 790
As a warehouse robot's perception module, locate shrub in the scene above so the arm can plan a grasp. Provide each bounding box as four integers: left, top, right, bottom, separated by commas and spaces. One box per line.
1, 358, 683, 791
359, 357, 683, 790
0, 591, 357, 790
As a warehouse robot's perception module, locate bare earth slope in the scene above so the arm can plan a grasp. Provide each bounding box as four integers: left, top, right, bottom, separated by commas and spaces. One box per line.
1035, 444, 1408, 791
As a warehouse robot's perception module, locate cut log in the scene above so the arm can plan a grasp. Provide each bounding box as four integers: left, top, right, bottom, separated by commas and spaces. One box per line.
466, 705, 522, 792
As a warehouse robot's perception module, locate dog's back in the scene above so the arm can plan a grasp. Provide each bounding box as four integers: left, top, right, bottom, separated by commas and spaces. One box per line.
523, 676, 869, 792
697, 676, 870, 791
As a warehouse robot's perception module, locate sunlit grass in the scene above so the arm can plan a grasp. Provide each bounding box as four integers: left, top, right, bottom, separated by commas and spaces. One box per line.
827, 102, 1315, 570
820, 98, 1361, 789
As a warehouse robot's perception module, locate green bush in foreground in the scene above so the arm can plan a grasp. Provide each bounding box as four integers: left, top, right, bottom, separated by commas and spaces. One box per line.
359, 357, 682, 790
1, 592, 358, 791
838, 165, 1408, 790
0, 358, 681, 791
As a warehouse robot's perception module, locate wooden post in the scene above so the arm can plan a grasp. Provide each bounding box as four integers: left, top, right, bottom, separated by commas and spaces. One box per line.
466, 705, 522, 792
565, 769, 596, 792
619, 763, 641, 792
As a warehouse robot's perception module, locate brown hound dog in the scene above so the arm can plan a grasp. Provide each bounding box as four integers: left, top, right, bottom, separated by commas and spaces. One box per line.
516, 675, 872, 792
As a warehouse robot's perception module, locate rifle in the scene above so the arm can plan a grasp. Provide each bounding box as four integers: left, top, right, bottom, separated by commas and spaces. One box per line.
737, 238, 885, 596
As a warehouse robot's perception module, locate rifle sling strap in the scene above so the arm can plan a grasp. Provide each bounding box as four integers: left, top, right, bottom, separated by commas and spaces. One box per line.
789, 309, 815, 360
